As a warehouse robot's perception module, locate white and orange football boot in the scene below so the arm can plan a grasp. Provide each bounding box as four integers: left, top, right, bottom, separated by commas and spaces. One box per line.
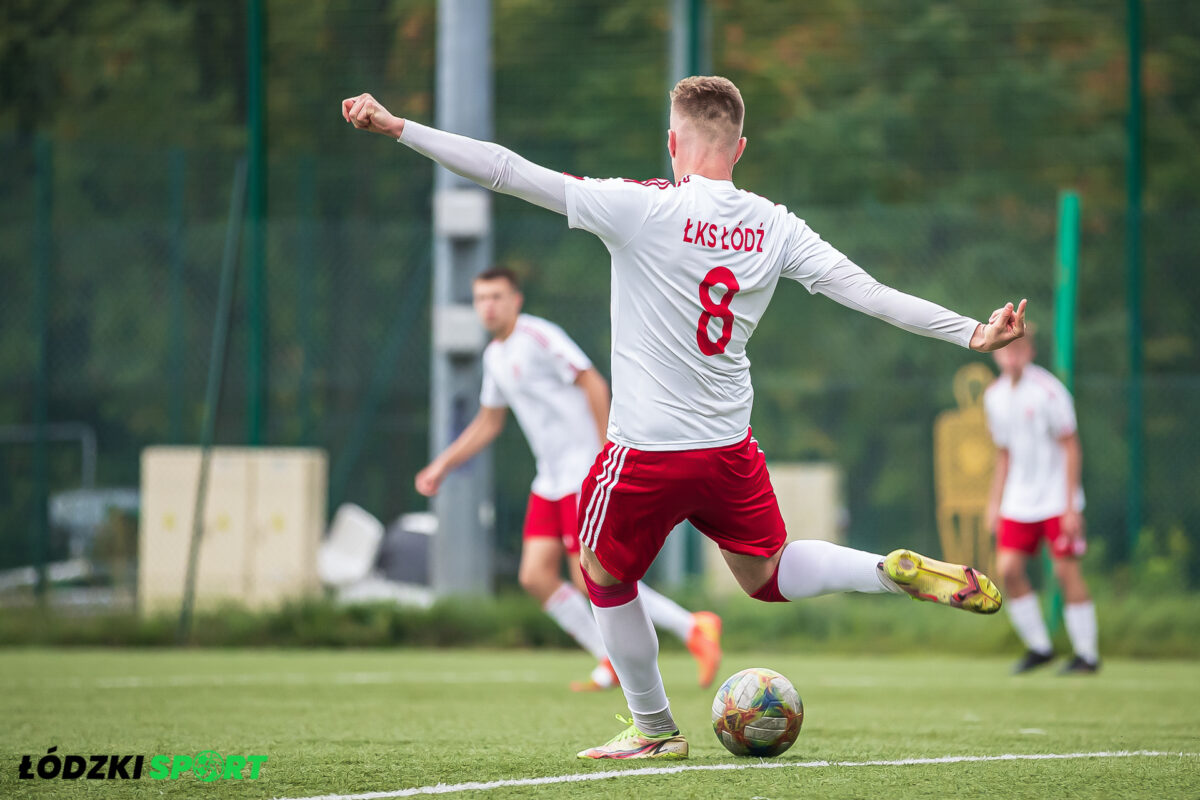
570, 658, 619, 693
686, 611, 722, 689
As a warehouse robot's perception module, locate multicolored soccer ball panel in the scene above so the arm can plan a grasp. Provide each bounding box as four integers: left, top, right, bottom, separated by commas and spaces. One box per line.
711, 667, 803, 757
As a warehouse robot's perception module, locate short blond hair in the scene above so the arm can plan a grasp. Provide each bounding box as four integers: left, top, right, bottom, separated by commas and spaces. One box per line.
669, 75, 744, 145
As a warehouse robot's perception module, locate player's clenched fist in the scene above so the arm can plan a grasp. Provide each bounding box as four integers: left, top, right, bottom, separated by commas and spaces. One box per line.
414, 463, 446, 497
341, 93, 405, 138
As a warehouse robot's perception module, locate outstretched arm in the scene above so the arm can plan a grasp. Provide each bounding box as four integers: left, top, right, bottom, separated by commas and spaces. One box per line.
414, 405, 507, 497
811, 259, 1026, 352
342, 93, 567, 215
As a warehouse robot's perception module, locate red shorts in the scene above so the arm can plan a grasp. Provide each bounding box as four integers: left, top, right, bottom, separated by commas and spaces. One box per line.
997, 515, 1085, 559
576, 430, 787, 583
523, 492, 581, 554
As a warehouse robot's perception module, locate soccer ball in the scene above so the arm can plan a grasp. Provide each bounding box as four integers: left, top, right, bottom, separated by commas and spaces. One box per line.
711, 667, 803, 757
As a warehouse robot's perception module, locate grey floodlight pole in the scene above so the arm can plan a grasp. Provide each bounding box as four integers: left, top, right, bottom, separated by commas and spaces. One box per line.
658, 0, 711, 587
430, 0, 494, 596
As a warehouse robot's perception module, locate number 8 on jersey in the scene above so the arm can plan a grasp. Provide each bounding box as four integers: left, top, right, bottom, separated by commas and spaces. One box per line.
697, 267, 740, 356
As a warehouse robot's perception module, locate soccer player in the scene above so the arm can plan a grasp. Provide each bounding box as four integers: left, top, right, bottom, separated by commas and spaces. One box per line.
414, 266, 723, 692
344, 74, 1024, 760
984, 327, 1099, 675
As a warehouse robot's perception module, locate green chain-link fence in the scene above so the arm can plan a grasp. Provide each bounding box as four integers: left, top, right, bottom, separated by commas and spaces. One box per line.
2, 0, 1197, 592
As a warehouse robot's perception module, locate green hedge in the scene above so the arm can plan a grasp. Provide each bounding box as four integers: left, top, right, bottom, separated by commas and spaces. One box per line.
1, 587, 1197, 658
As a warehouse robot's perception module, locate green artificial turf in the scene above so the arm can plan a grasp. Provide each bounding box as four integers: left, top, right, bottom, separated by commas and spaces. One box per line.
1, 648, 1197, 799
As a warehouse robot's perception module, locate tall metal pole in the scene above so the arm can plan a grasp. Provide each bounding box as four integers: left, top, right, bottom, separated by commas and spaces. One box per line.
246, 0, 268, 445
1125, 0, 1144, 557
663, 0, 710, 585
431, 0, 494, 596
666, 0, 711, 180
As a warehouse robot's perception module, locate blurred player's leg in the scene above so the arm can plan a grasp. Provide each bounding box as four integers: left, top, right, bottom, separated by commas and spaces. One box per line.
1054, 557, 1099, 673
1061, 602, 1099, 673
997, 541, 1056, 672
520, 536, 613, 688
637, 582, 722, 688
1004, 593, 1055, 672
541, 580, 619, 691
524, 493, 619, 690
561, 564, 619, 691
635, 582, 693, 640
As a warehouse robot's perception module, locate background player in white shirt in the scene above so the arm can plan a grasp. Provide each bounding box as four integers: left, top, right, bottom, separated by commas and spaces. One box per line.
344, 74, 1026, 760
984, 327, 1099, 674
414, 267, 723, 692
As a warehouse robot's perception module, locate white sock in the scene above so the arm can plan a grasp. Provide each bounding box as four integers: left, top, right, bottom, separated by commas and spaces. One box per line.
775, 539, 891, 599
543, 583, 607, 661
1063, 601, 1099, 664
591, 594, 675, 734
637, 582, 694, 642
1006, 592, 1053, 655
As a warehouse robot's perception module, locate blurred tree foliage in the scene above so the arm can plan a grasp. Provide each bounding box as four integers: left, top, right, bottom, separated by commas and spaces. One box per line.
1, 0, 1197, 578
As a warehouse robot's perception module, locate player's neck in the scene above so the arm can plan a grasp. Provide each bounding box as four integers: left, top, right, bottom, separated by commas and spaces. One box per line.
672, 157, 735, 184
1007, 366, 1025, 384
493, 317, 519, 342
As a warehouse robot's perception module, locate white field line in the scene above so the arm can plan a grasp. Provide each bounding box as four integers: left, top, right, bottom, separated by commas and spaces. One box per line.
272, 751, 1198, 800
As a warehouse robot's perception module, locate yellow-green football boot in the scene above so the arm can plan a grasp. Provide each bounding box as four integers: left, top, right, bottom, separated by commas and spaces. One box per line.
577, 715, 689, 760
880, 549, 1002, 614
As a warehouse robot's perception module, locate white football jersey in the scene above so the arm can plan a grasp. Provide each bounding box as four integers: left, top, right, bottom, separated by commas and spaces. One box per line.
984, 364, 1085, 522
398, 121, 978, 451
481, 314, 601, 500
565, 174, 846, 450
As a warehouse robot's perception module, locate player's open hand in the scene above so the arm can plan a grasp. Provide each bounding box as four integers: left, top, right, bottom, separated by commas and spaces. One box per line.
342, 93, 404, 138
970, 298, 1027, 352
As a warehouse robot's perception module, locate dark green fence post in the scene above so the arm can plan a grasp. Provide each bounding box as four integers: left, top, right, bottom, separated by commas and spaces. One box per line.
168, 148, 187, 443
298, 156, 316, 445
33, 135, 53, 601
246, 0, 268, 445
178, 160, 248, 643
1125, 0, 1144, 559
1054, 191, 1080, 395
1049, 189, 1081, 630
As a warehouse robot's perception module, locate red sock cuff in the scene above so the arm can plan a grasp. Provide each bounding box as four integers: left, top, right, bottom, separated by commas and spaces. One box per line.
750, 565, 789, 603
582, 570, 639, 608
